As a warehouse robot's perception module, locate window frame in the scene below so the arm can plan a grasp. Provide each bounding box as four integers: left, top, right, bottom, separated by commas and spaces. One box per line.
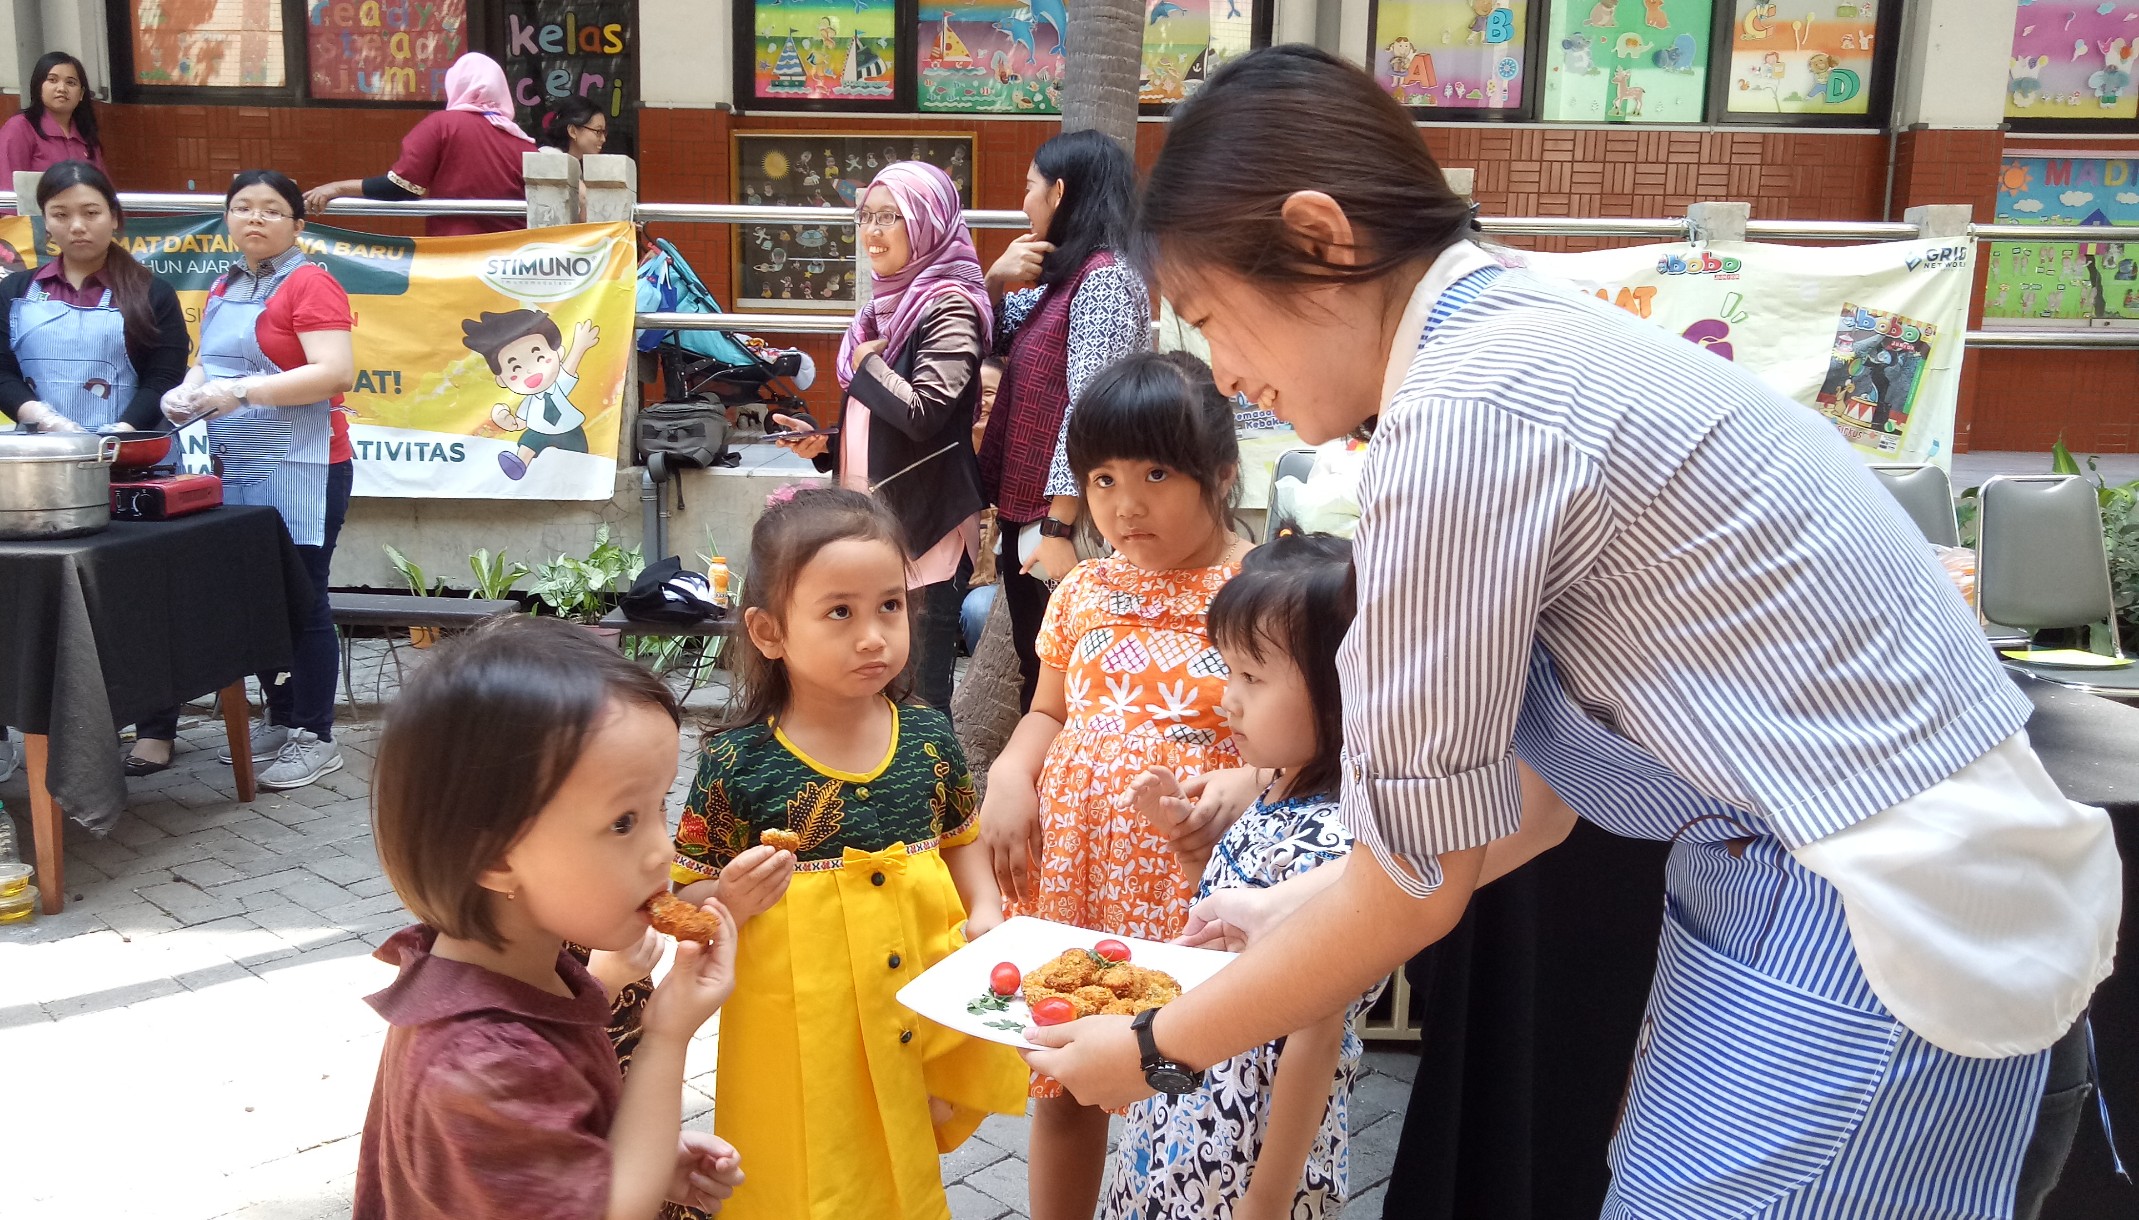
105, 0, 494, 110
1369, 0, 1549, 124
1702, 0, 1903, 129
2003, 2, 2139, 133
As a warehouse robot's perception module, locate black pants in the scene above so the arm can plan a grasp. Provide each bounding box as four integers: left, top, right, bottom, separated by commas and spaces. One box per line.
2014, 1017, 2096, 1220
137, 461, 352, 743
909, 552, 972, 717
997, 521, 1050, 712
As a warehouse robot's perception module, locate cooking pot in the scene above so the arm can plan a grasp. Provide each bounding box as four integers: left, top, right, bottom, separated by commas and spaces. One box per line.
0, 431, 121, 540
98, 425, 176, 473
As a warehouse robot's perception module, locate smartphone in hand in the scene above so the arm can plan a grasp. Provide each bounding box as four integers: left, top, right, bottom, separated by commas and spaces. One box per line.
764, 427, 840, 442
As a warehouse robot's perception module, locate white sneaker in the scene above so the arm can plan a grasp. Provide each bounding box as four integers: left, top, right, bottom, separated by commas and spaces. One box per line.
258, 730, 343, 791
0, 734, 18, 785
219, 720, 291, 765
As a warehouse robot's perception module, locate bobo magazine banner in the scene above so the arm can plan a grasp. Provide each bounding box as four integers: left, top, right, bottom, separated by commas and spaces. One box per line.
106, 217, 635, 500
1520, 238, 1974, 466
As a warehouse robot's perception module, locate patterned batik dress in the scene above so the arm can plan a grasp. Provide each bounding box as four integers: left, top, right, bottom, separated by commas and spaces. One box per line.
1022, 553, 1242, 1099
1101, 791, 1379, 1220
670, 700, 1027, 1220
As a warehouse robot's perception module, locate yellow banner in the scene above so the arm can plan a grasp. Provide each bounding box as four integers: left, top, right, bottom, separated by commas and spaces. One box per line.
0, 215, 37, 272
124, 218, 633, 500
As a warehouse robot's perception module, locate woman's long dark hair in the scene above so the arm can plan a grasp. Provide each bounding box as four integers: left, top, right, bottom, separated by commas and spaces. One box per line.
1032, 129, 1136, 292
1135, 45, 1471, 293
726, 487, 916, 734
1207, 534, 1356, 801
24, 53, 99, 155
36, 161, 156, 363
538, 95, 603, 152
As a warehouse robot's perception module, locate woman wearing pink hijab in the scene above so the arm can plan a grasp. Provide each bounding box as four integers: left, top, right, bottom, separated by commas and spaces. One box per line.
770, 161, 993, 712
303, 53, 536, 236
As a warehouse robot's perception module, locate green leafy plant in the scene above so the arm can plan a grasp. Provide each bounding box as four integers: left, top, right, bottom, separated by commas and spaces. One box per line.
532, 524, 645, 624
382, 544, 443, 596
469, 548, 531, 601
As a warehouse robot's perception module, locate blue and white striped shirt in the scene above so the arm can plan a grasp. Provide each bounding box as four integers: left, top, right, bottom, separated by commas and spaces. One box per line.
1340, 243, 2032, 898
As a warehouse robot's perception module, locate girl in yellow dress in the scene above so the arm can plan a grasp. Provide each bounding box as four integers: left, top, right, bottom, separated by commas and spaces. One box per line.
671, 487, 1027, 1220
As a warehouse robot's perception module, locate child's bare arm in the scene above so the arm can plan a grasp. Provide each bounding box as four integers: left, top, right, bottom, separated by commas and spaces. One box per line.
608, 910, 736, 1220
1237, 1009, 1348, 1220
944, 837, 1005, 936
978, 664, 1069, 906
674, 876, 720, 906
1477, 759, 1578, 887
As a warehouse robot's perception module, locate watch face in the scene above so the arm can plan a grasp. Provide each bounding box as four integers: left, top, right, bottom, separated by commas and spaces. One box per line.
1146, 1067, 1199, 1095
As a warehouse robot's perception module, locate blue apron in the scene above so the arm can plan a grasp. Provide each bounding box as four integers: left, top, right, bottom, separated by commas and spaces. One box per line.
196, 258, 331, 547
1423, 268, 2067, 1218
8, 282, 134, 431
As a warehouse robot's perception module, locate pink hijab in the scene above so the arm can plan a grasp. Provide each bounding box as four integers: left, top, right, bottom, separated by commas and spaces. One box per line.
837, 162, 992, 387
444, 54, 534, 144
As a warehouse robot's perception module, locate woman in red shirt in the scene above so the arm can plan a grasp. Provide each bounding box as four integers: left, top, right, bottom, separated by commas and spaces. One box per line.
302, 53, 532, 237
136, 171, 358, 788
0, 53, 107, 180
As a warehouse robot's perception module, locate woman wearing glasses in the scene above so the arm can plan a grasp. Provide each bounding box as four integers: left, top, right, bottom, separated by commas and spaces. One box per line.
139, 171, 357, 790
537, 95, 609, 159
301, 53, 533, 237
766, 162, 992, 713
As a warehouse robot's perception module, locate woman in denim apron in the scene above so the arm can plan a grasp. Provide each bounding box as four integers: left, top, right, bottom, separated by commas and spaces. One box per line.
148, 170, 356, 790
0, 159, 189, 783
1024, 48, 2124, 1218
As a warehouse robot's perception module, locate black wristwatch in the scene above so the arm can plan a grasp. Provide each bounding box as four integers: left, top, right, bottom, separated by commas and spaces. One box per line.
1038, 515, 1077, 539
1131, 1007, 1203, 1095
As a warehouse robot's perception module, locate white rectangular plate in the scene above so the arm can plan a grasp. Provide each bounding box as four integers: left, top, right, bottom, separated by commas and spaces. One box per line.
897, 916, 1238, 1048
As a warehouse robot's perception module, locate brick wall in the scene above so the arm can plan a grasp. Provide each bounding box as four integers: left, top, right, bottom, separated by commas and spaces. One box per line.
47, 96, 2138, 451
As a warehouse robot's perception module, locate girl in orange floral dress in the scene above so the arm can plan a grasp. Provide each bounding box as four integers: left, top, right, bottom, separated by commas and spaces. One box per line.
977, 351, 1250, 1220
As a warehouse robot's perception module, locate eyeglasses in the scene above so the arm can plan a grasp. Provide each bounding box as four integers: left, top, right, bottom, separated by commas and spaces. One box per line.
855, 208, 906, 230
228, 204, 293, 222
575, 123, 608, 137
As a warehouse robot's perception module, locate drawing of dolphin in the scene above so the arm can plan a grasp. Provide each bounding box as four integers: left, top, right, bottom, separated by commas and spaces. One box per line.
1030, 0, 1067, 55
1149, 0, 1188, 24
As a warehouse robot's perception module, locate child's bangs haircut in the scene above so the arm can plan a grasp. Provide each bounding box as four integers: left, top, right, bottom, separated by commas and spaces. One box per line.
1207, 533, 1356, 801
1066, 350, 1242, 526
372, 615, 681, 949
728, 486, 915, 731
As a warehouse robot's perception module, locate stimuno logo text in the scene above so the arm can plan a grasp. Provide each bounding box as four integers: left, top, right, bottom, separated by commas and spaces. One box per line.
481, 238, 613, 303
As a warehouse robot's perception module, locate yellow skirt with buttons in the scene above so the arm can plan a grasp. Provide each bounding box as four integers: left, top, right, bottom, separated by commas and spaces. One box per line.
699, 841, 1029, 1220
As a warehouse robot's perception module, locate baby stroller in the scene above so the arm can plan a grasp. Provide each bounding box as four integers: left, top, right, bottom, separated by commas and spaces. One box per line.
635, 237, 816, 471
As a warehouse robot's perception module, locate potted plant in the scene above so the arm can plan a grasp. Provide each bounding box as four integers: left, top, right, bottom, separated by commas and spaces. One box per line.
532, 524, 644, 643
469, 547, 531, 602
382, 544, 445, 648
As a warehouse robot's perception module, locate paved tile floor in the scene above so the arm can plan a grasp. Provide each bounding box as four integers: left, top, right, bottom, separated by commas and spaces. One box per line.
0, 643, 1417, 1220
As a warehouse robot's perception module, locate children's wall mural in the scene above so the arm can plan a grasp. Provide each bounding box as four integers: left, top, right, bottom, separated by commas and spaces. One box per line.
1377, 0, 1530, 111
2005, 1, 2139, 122
1540, 0, 1709, 122
752, 0, 900, 101
912, 0, 1259, 114
733, 133, 976, 311
1986, 152, 2139, 328
1722, 0, 1876, 116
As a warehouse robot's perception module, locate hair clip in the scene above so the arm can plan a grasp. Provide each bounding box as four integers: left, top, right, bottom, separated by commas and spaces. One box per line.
765, 484, 803, 509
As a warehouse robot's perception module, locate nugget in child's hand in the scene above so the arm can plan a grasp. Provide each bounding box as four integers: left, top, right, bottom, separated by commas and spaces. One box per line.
760, 828, 801, 854
646, 893, 725, 943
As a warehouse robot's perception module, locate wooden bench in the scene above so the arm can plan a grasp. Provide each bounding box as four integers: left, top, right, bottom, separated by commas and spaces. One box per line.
597, 607, 738, 638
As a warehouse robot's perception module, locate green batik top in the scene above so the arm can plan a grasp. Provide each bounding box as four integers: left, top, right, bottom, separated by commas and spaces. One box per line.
672, 699, 981, 881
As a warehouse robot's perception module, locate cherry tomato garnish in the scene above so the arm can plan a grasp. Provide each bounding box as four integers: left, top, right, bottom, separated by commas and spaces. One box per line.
990, 962, 1022, 997
1094, 939, 1131, 964
1030, 996, 1077, 1026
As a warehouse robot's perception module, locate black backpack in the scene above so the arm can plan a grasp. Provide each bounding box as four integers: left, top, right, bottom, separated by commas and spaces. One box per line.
635, 398, 739, 471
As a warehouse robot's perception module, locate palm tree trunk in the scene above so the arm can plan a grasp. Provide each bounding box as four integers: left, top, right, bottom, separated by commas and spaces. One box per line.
1062, 0, 1145, 151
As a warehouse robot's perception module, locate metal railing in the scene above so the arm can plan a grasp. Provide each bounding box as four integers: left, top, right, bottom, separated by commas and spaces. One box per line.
13, 188, 2139, 350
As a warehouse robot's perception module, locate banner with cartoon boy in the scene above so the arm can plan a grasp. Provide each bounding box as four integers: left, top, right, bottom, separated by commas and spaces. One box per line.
0, 215, 36, 275
1520, 238, 1974, 466
114, 217, 633, 499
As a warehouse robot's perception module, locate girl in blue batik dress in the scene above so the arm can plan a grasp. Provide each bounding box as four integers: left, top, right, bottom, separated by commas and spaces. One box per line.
1104, 535, 1380, 1220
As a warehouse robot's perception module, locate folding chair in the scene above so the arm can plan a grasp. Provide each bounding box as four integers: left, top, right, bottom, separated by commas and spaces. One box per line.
1867, 463, 2029, 650
1265, 447, 1318, 541
1976, 474, 2139, 700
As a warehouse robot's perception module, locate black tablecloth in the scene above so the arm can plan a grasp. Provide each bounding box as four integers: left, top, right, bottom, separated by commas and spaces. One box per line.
1385, 678, 2139, 1220
0, 507, 306, 833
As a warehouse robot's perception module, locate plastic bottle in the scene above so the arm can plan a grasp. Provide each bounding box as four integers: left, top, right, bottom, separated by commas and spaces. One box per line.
708, 557, 732, 609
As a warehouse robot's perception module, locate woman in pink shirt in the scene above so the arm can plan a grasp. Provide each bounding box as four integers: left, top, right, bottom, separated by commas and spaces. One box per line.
302, 53, 532, 237
0, 53, 107, 180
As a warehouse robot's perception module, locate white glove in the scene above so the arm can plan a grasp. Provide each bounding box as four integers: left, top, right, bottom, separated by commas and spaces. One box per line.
188, 380, 248, 420
15, 401, 82, 433
159, 384, 202, 426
